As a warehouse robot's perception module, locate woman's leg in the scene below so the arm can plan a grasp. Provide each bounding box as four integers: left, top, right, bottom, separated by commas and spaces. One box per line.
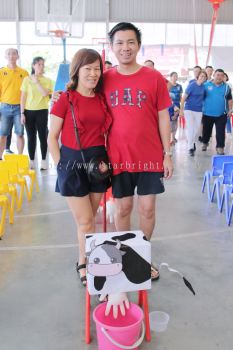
24, 110, 37, 160
89, 192, 104, 217
89, 192, 104, 231
194, 112, 203, 144
184, 110, 194, 150
36, 109, 48, 160
66, 192, 104, 281
66, 195, 95, 281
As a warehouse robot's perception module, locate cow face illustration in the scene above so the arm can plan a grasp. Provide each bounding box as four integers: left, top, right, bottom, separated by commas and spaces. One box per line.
87, 239, 126, 277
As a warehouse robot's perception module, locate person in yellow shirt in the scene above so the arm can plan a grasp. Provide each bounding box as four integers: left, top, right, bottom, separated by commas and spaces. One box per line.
0, 48, 28, 159
20, 57, 54, 170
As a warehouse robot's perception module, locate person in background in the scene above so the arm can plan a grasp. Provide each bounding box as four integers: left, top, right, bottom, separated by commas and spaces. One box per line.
223, 72, 232, 134
0, 48, 28, 160
189, 65, 202, 84
144, 59, 155, 69
205, 65, 214, 82
180, 70, 207, 156
104, 60, 113, 70
0, 68, 15, 154
20, 57, 54, 170
202, 69, 232, 155
168, 104, 180, 146
48, 49, 112, 286
169, 72, 183, 145
198, 65, 212, 143
5, 131, 14, 153
144, 59, 171, 90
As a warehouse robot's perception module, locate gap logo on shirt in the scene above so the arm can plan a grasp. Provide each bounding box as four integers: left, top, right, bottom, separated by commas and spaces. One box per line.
110, 88, 147, 108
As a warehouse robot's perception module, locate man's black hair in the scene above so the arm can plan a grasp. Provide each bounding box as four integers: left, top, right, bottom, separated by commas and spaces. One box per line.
215, 68, 225, 74
108, 22, 142, 45
205, 65, 213, 69
144, 59, 154, 66
193, 65, 202, 70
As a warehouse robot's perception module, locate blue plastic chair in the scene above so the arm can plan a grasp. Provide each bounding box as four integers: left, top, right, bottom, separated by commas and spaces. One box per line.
202, 155, 233, 201
220, 170, 233, 226
210, 162, 233, 210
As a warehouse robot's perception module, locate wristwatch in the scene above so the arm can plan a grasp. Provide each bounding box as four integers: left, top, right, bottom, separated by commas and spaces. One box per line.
164, 151, 173, 156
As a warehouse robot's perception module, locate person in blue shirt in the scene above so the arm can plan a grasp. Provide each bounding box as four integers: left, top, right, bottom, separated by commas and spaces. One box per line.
168, 104, 179, 146
223, 72, 232, 134
205, 65, 214, 82
180, 70, 207, 156
169, 72, 183, 144
202, 69, 232, 155
169, 72, 183, 107
188, 65, 202, 85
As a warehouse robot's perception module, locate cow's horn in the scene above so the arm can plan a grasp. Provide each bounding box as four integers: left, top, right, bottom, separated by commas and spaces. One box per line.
116, 239, 121, 249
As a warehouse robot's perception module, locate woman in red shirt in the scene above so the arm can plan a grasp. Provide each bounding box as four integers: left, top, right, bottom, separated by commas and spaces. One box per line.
48, 49, 112, 286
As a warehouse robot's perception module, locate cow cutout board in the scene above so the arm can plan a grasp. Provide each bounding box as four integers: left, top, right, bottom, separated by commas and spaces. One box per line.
86, 230, 151, 295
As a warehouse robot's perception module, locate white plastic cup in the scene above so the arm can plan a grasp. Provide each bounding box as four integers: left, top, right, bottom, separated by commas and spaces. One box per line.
149, 311, 170, 332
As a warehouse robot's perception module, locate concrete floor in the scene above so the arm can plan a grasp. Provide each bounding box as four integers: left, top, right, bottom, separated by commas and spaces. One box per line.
1, 132, 233, 350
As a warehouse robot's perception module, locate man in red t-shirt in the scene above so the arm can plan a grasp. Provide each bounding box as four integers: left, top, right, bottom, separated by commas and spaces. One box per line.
105, 22, 173, 280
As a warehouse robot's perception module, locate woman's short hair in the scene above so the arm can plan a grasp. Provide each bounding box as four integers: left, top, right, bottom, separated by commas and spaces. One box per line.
67, 48, 103, 92
170, 71, 178, 78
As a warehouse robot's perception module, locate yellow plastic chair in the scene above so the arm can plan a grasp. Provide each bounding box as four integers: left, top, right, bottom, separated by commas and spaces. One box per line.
0, 195, 11, 239
4, 154, 39, 201
0, 168, 17, 223
0, 161, 29, 211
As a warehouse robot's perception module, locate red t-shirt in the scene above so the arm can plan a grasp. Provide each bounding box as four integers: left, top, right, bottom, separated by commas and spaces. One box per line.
103, 66, 171, 174
50, 90, 112, 150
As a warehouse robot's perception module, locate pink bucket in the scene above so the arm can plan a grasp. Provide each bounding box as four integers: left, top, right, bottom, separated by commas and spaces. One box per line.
93, 302, 145, 350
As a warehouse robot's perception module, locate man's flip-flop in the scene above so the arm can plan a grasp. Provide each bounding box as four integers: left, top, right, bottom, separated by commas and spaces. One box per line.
151, 264, 160, 281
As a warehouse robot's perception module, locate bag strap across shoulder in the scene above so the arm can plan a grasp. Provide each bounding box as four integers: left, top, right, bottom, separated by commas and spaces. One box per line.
67, 91, 87, 165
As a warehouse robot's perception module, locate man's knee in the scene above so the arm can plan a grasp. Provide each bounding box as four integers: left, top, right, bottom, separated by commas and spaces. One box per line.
139, 203, 155, 220
116, 199, 133, 218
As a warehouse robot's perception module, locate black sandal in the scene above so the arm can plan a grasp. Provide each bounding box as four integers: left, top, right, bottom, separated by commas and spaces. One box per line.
76, 263, 87, 286
151, 264, 160, 281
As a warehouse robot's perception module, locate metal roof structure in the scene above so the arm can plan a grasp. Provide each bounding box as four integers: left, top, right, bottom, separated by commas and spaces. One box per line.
1, 0, 233, 24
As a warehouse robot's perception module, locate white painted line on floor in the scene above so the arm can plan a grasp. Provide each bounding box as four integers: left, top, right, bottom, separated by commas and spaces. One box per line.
14, 209, 71, 218
0, 243, 78, 251
151, 227, 232, 241
0, 227, 231, 251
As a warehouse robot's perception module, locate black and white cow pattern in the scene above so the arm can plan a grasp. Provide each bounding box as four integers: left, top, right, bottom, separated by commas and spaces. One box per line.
86, 231, 151, 295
